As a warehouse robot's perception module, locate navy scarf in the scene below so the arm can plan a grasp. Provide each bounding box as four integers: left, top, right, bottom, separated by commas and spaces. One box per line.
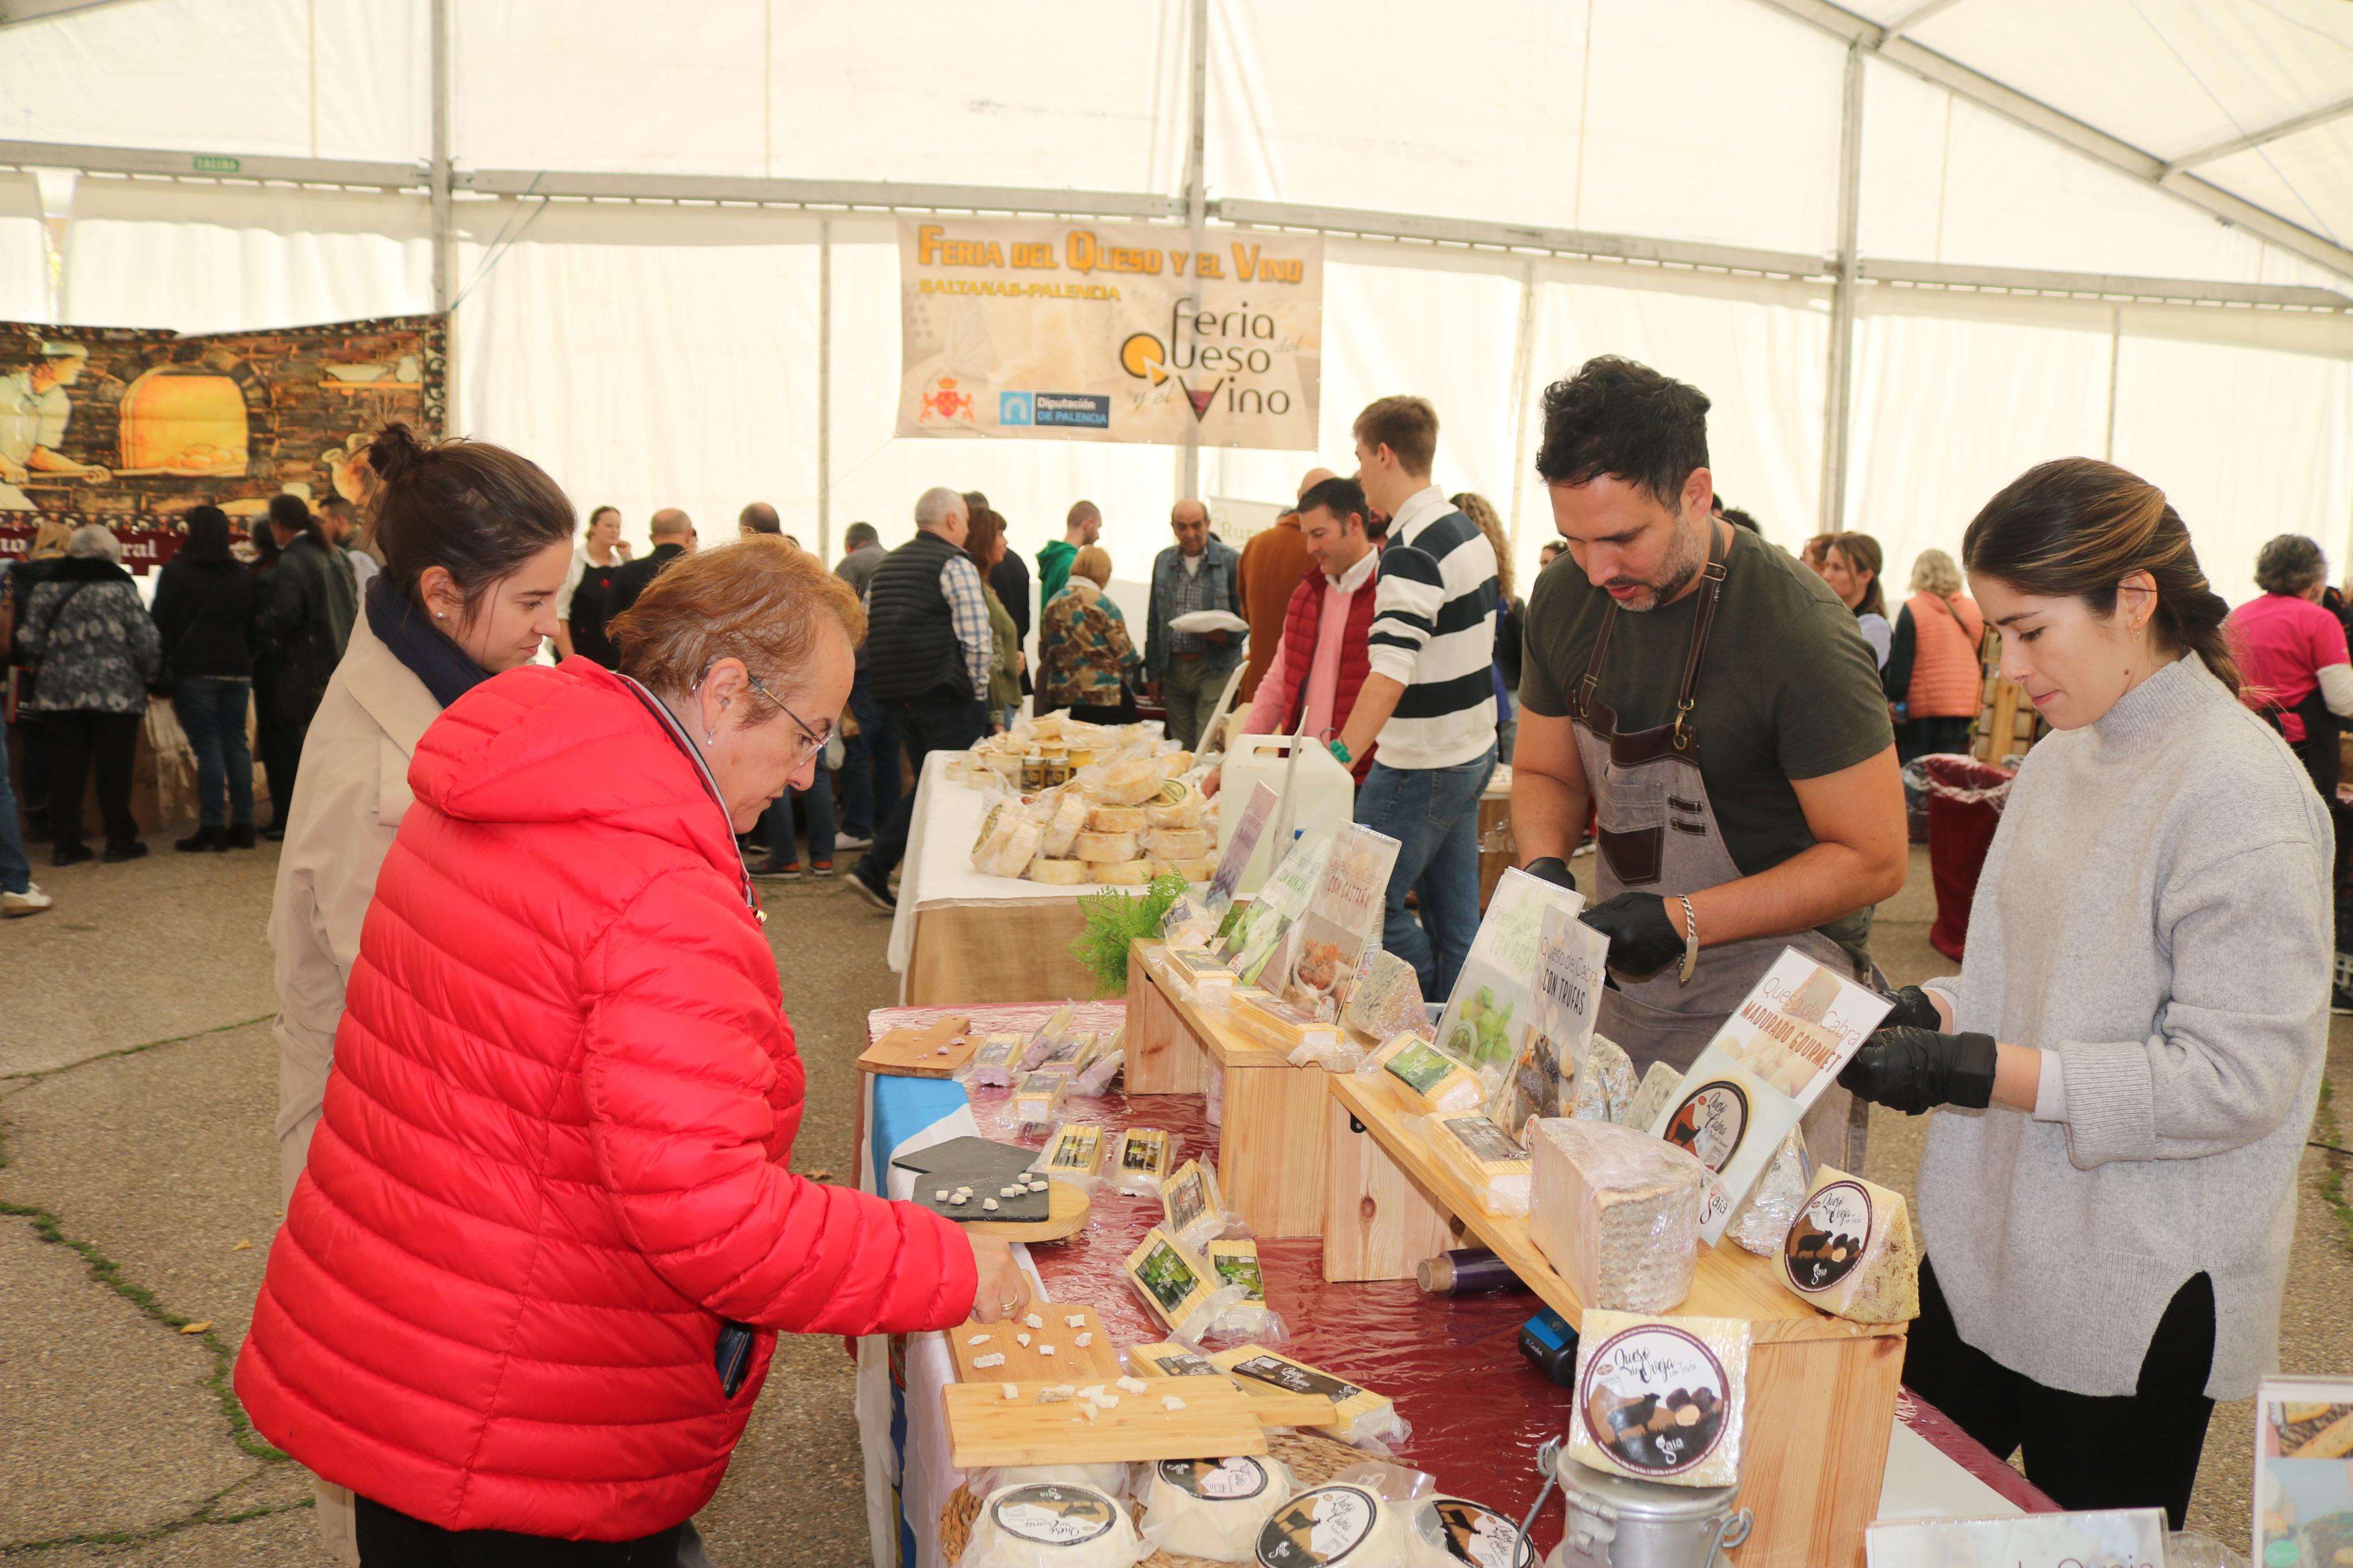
366, 575, 491, 710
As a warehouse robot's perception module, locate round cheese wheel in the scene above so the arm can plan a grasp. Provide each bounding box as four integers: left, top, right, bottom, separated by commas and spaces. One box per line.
1041, 791, 1092, 858
1142, 1455, 1295, 1561
981, 819, 1044, 879
1254, 1484, 1404, 1567
1092, 754, 1167, 807
1085, 805, 1149, 834
971, 803, 1020, 869
1148, 858, 1218, 884
1027, 858, 1087, 885
973, 1481, 1141, 1568
1073, 830, 1141, 863
1088, 859, 1154, 886
1145, 780, 1206, 829
1142, 827, 1211, 859
1406, 1495, 1536, 1567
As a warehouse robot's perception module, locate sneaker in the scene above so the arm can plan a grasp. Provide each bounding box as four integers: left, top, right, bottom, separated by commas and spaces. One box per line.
835, 831, 874, 852
750, 861, 802, 881
51, 842, 93, 867
102, 841, 151, 864
260, 824, 287, 842
811, 860, 835, 877
846, 867, 896, 912
1, 883, 52, 918
176, 826, 226, 854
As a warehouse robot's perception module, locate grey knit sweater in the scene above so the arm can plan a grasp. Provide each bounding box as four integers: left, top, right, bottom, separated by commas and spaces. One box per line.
1918, 653, 2331, 1400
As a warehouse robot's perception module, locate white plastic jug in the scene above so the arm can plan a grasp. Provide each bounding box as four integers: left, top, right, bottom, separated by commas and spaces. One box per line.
1219, 732, 1355, 897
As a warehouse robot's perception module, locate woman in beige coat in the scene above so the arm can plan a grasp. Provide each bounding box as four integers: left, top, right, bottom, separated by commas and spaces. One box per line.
267, 423, 573, 1562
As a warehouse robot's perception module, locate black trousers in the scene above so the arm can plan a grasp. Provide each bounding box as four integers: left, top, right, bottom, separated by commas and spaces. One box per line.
854, 695, 987, 885
45, 709, 142, 853
356, 1496, 682, 1567
254, 666, 306, 829
1904, 1257, 2216, 1528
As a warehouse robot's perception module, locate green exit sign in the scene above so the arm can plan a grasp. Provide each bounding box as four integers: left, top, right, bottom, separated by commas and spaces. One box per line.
191, 154, 241, 174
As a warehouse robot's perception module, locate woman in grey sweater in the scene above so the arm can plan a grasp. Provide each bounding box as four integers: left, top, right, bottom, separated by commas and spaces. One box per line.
1840, 458, 2331, 1527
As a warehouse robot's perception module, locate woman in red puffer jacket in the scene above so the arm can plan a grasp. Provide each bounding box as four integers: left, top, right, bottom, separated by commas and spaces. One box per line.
236, 538, 1030, 1563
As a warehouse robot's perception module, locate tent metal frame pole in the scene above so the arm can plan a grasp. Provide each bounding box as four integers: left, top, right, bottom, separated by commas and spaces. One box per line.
1179, 0, 1208, 507
818, 217, 832, 562
1504, 260, 1541, 564
428, 0, 453, 315
1822, 41, 1866, 536
2103, 305, 2121, 463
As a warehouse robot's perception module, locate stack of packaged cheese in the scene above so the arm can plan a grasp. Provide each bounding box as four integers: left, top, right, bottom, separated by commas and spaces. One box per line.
967, 735, 1219, 888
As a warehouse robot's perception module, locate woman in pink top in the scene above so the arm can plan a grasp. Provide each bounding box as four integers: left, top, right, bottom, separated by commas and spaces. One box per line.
2227, 533, 2353, 797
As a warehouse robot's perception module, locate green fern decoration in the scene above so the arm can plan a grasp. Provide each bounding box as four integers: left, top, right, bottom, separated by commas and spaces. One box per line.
1067, 873, 1190, 997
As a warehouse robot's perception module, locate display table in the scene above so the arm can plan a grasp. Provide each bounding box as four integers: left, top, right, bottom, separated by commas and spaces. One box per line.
854, 1003, 2052, 1568
883, 751, 1103, 1005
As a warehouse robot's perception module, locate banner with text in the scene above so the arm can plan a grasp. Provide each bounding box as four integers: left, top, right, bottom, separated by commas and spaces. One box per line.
896, 219, 1321, 450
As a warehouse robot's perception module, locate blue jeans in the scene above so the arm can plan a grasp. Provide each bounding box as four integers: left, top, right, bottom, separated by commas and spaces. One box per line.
1353, 745, 1497, 998
0, 735, 30, 894
173, 676, 254, 828
758, 771, 836, 868
839, 677, 895, 840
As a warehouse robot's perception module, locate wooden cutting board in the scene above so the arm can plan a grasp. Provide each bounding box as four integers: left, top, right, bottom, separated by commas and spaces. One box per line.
949, 1306, 1122, 1383
943, 1378, 1269, 1468
856, 1014, 975, 1078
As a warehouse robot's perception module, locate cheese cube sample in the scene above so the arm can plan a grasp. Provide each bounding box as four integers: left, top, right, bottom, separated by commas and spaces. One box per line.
1527, 1118, 1707, 1313
1778, 1165, 1920, 1324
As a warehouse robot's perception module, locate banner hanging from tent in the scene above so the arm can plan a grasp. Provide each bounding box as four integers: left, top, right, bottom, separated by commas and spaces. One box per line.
896, 218, 1321, 450
0, 314, 447, 573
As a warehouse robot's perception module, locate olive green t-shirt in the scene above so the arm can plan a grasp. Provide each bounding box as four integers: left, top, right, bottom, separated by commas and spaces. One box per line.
1519, 524, 1894, 965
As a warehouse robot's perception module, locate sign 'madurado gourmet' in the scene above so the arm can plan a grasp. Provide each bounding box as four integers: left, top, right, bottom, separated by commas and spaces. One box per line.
896, 219, 1321, 450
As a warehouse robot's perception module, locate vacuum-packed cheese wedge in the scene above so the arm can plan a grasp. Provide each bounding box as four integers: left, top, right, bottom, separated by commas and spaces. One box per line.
1255, 1485, 1405, 1568
978, 819, 1043, 879
1369, 1033, 1486, 1116
1088, 859, 1154, 886
1011, 1071, 1066, 1129
1777, 1165, 1919, 1323
1031, 1122, 1105, 1187
1073, 830, 1141, 862
1426, 1114, 1534, 1217
1624, 1061, 1685, 1136
1142, 826, 1212, 860
1127, 1340, 1222, 1378
1140, 1455, 1296, 1562
1211, 1345, 1403, 1445
1568, 1311, 1749, 1489
1405, 1496, 1537, 1568
1085, 805, 1149, 834
1227, 988, 1338, 1054
1041, 790, 1091, 858
1526, 1119, 1707, 1313
1027, 858, 1087, 885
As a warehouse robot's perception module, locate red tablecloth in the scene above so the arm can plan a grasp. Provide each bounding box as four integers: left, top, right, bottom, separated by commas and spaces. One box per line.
864, 1002, 2056, 1533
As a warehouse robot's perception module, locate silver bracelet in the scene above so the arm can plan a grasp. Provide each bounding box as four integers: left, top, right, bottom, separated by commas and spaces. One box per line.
1677, 894, 1700, 986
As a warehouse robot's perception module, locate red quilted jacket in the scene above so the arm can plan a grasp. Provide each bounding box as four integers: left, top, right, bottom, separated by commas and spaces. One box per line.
1273, 565, 1378, 781
235, 658, 976, 1540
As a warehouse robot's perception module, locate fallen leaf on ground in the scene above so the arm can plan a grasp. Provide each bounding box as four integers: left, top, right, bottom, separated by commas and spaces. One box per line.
232, 1239, 253, 1251
180, 1321, 212, 1334
804, 1169, 833, 1181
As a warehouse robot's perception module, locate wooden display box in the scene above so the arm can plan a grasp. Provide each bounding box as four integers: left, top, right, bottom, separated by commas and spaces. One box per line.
1123, 940, 1332, 1239
1325, 1069, 1906, 1568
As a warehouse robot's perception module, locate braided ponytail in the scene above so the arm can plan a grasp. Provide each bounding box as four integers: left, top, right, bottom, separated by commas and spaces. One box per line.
1961, 458, 2240, 697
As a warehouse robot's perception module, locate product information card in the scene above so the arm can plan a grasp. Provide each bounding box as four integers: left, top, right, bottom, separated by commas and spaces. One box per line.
1864, 1508, 2169, 1568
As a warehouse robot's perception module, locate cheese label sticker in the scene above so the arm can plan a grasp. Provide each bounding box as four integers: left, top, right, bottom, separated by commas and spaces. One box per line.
1442, 1115, 1526, 1167
1258, 1485, 1382, 1566
1133, 1236, 1206, 1317
975, 1038, 1016, 1067
1662, 1079, 1751, 1172
1164, 1164, 1210, 1234
1141, 1347, 1221, 1377
1578, 1324, 1732, 1478
1046, 1128, 1099, 1171
991, 1483, 1119, 1545
1784, 1179, 1872, 1294
1158, 1456, 1272, 1501
1231, 1353, 1361, 1403
1383, 1038, 1460, 1096
1121, 1131, 1165, 1172
1211, 1247, 1265, 1302
1419, 1498, 1536, 1568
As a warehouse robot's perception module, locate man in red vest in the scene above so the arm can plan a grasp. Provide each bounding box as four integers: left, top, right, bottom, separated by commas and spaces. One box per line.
1210, 475, 1382, 791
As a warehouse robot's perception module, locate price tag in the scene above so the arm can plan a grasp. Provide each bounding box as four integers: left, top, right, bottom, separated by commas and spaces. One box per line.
1864, 1508, 2167, 1568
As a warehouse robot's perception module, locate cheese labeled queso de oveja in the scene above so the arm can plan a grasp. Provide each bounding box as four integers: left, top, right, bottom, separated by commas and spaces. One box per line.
1777, 1165, 1919, 1324
1568, 1311, 1750, 1489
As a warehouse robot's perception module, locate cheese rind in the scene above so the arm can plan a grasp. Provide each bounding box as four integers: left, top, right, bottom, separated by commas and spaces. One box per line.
1526, 1118, 1706, 1313
1141, 826, 1211, 860
1777, 1164, 1919, 1324
1072, 830, 1141, 863
1087, 859, 1154, 886
1084, 805, 1149, 834
1025, 858, 1087, 885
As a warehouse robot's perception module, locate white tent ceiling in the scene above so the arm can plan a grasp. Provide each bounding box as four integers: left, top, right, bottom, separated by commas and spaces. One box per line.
2, 0, 2350, 613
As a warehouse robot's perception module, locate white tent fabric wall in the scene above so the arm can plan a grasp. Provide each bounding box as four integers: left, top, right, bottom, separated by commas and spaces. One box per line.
0, 175, 47, 323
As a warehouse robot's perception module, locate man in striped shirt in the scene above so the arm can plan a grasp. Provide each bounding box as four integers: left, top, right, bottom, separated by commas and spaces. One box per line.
1330, 395, 1500, 995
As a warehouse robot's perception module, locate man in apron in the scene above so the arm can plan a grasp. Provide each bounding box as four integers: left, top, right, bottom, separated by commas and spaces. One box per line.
1509, 357, 1908, 1169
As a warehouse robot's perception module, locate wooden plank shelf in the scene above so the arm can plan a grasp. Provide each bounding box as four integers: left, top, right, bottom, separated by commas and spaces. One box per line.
1324, 1068, 1906, 1568
1124, 940, 1332, 1239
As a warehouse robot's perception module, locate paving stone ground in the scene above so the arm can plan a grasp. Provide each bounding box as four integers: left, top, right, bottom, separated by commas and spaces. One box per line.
2, 837, 2347, 1563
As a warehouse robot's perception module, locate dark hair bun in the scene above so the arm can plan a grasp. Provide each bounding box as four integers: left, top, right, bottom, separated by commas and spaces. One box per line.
368, 422, 427, 486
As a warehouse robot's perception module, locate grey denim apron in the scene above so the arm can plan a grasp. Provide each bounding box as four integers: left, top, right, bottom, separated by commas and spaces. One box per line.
1568, 525, 1870, 1171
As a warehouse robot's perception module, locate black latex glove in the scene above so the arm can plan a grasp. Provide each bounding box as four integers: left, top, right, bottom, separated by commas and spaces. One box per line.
1524, 856, 1577, 894
1880, 985, 1944, 1034
1580, 891, 1683, 980
1837, 1027, 1999, 1116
